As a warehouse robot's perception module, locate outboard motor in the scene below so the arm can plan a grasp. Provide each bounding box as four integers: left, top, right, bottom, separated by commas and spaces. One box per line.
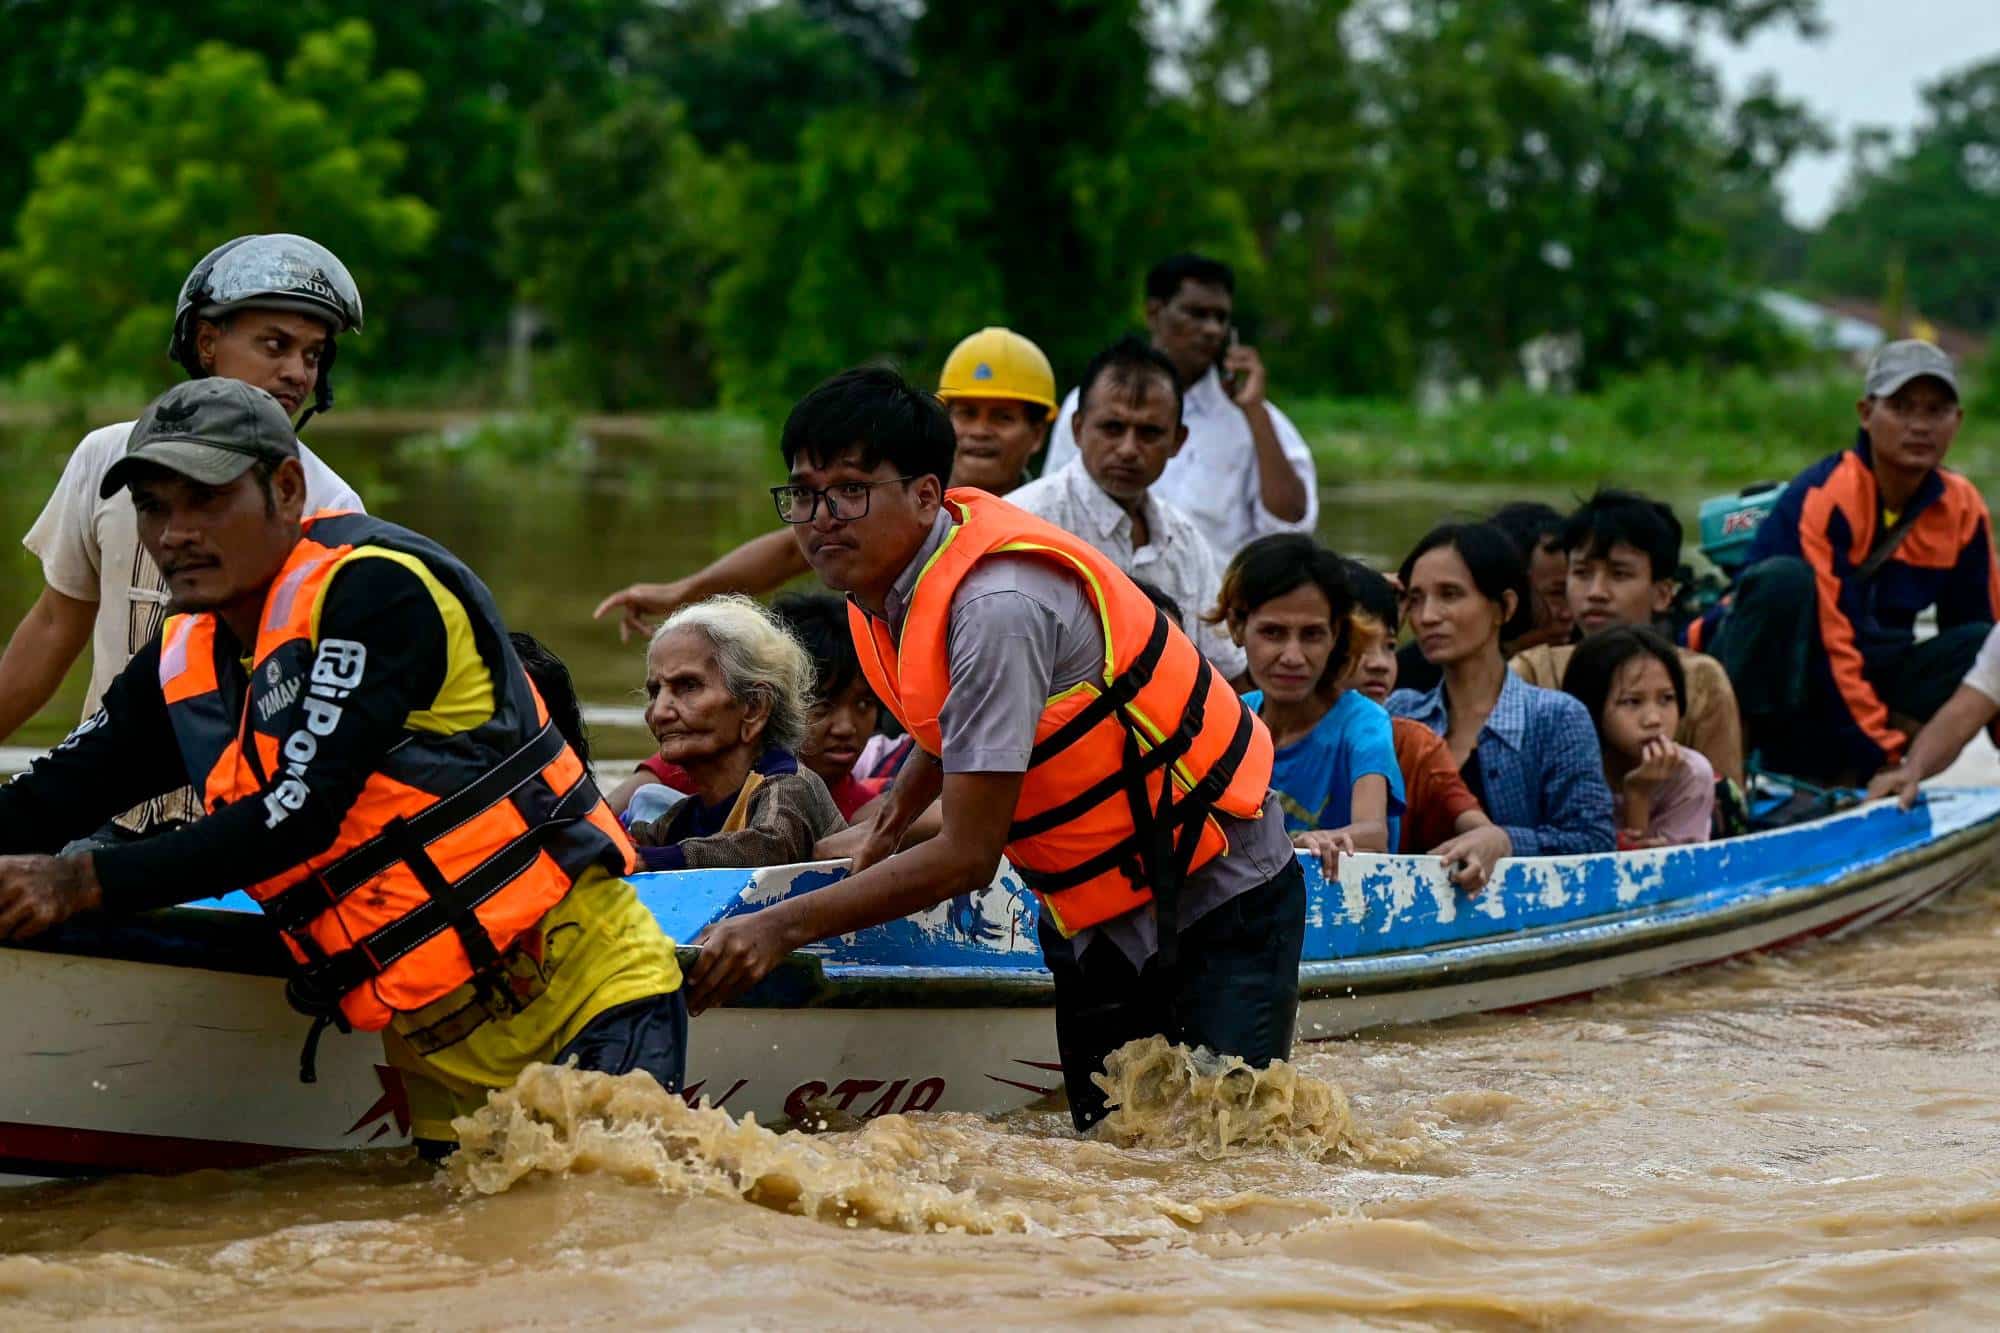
1672, 483, 1783, 630
1698, 482, 1782, 577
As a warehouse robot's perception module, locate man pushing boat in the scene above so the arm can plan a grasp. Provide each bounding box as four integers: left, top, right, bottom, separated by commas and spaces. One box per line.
685, 366, 1305, 1131
0, 380, 684, 1157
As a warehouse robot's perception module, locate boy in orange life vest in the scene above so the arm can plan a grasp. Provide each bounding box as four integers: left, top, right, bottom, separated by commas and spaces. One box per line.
0, 380, 684, 1154
685, 367, 1305, 1132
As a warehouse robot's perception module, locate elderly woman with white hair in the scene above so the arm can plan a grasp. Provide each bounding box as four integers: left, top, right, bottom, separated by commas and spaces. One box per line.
621, 595, 847, 870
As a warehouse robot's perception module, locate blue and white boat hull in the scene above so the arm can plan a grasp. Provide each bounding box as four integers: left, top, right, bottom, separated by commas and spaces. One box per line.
2, 789, 1994, 1182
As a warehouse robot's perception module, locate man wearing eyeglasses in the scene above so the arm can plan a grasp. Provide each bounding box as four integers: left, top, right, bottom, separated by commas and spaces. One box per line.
687, 366, 1304, 1133
1692, 340, 2000, 786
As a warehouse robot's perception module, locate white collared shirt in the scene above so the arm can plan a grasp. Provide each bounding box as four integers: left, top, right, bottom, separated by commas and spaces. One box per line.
1043, 365, 1318, 560
1006, 460, 1248, 680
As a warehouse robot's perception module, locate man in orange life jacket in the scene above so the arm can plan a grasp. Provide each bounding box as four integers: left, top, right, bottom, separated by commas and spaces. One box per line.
685, 366, 1305, 1130
0, 380, 685, 1155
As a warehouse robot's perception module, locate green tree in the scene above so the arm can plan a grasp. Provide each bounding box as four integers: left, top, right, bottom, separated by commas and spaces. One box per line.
705, 0, 1256, 407
622, 0, 910, 160
0, 0, 646, 373
1810, 58, 2000, 333
1182, 0, 1821, 392
1703, 76, 1833, 284
501, 90, 725, 409
1179, 0, 1377, 390
1, 21, 434, 389
706, 110, 1006, 409
907, 0, 1254, 378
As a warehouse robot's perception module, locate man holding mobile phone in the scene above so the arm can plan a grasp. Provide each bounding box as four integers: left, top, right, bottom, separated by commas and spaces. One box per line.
1045, 253, 1316, 560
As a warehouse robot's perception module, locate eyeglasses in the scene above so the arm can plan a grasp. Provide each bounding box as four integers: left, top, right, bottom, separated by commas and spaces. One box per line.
770, 476, 916, 524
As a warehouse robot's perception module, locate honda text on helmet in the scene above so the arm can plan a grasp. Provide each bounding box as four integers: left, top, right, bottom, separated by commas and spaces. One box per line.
169, 235, 363, 428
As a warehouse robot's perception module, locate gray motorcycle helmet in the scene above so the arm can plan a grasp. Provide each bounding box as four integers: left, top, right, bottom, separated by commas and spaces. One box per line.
169, 234, 363, 428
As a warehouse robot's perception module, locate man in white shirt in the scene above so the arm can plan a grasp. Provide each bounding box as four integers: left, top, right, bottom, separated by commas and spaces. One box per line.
0, 234, 366, 830
1043, 253, 1317, 560
1009, 336, 1248, 685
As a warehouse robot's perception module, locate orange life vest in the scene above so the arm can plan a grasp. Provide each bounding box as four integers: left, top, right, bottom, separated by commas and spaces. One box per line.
158, 512, 635, 1035
850, 490, 1273, 936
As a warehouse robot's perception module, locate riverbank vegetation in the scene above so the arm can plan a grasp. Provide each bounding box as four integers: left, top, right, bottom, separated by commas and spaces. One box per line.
1, 44, 1994, 495
16, 359, 1998, 496
1298, 362, 2000, 488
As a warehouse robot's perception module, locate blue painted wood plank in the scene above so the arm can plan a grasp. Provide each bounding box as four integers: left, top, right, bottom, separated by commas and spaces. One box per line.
175, 790, 2000, 978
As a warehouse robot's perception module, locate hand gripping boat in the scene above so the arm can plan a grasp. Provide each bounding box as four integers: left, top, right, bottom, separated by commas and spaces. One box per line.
4, 790, 1997, 1183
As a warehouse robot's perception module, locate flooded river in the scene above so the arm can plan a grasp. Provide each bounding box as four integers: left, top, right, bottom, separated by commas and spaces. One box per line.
5, 880, 2000, 1328
4, 418, 1998, 1327
0, 413, 1606, 754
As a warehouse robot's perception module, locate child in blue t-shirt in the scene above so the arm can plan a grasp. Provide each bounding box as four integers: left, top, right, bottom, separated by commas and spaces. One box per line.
1217, 535, 1406, 874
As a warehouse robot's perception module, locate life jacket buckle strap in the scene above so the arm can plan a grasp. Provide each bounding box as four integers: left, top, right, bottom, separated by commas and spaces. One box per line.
284, 969, 352, 1086
278, 778, 598, 1025
294, 1011, 350, 1085
385, 814, 505, 979
1027, 611, 1173, 768
261, 720, 568, 927
1016, 657, 1251, 910
1011, 648, 1210, 844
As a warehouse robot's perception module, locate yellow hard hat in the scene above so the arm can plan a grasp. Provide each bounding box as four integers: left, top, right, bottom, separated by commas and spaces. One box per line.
936, 327, 1057, 411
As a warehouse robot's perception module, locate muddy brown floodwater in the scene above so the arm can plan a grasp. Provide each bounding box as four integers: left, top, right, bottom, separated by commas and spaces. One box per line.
4, 879, 1999, 1330
1, 424, 1994, 1326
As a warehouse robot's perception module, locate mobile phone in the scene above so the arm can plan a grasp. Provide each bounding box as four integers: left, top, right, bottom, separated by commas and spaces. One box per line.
1216, 326, 1240, 394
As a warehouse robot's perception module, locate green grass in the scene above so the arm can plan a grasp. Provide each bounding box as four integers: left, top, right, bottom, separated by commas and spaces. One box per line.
1289, 362, 2000, 490
12, 354, 2000, 492
372, 357, 2000, 493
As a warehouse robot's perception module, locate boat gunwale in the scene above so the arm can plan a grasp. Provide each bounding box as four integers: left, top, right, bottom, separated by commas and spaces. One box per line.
786, 802, 2000, 1008
9, 793, 1995, 1014
1297, 807, 1999, 999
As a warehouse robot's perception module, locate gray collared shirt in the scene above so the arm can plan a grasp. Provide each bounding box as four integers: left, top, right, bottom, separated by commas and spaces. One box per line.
861, 505, 1292, 969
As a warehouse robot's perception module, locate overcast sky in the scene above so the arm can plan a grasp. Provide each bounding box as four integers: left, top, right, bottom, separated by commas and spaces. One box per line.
1702, 0, 2000, 224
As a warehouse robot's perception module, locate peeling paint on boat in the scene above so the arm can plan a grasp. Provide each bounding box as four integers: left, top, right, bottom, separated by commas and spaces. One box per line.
5, 789, 1996, 1178
1615, 851, 1668, 904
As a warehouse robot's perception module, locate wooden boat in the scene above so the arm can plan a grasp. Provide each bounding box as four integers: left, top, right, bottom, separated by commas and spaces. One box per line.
3, 788, 1996, 1184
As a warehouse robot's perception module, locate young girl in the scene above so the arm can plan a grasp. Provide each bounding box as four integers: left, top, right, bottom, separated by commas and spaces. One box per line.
1561, 625, 1714, 848
772, 592, 889, 820
1216, 534, 1404, 875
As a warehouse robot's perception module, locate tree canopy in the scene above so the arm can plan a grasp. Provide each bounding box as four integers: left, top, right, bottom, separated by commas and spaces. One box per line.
0, 0, 1993, 411
1811, 58, 2000, 335
1, 21, 434, 390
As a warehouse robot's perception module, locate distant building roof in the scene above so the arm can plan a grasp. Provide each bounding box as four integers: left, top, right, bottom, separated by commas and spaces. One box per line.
1758, 290, 1883, 354
1818, 297, 1987, 363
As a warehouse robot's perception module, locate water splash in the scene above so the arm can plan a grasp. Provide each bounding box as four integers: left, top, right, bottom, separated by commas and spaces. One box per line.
1093, 1036, 1427, 1166
445, 1063, 1026, 1234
